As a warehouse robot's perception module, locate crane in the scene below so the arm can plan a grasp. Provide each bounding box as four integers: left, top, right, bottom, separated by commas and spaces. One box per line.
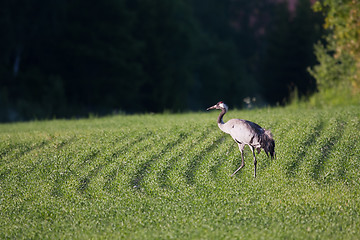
207, 101, 275, 177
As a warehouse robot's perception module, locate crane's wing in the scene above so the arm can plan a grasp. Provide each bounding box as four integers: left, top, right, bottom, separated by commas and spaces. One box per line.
225, 119, 264, 147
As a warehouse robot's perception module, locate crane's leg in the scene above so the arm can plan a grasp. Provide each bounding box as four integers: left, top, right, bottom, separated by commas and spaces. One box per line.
231, 146, 245, 177
249, 146, 257, 178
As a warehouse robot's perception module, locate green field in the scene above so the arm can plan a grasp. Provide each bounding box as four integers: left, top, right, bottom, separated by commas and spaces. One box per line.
1, 106, 359, 239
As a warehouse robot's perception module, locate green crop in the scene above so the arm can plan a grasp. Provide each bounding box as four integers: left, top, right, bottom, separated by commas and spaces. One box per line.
1, 106, 359, 239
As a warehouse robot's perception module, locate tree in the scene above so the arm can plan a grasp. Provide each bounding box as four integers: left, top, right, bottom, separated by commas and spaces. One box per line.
0, 0, 327, 121
128, 0, 200, 112
259, 0, 323, 104
310, 0, 360, 99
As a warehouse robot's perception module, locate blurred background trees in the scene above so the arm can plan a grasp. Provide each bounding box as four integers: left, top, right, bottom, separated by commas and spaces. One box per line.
309, 0, 360, 106
1, 0, 352, 121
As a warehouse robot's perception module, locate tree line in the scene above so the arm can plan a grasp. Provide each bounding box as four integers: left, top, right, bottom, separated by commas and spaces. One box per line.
0, 0, 323, 121
309, 0, 360, 106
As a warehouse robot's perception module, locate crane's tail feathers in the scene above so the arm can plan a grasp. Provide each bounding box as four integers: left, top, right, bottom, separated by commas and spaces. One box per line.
262, 129, 276, 160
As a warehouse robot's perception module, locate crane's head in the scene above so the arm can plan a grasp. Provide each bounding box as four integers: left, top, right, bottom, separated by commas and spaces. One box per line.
206, 101, 228, 111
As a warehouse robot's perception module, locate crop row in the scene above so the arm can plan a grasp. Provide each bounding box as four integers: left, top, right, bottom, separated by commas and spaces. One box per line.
1, 106, 359, 239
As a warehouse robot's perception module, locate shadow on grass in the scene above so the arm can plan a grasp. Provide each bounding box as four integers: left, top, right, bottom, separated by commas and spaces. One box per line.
310, 120, 346, 181
78, 132, 157, 194
1, 136, 75, 187
1, 137, 52, 165
157, 131, 210, 189
209, 142, 234, 178
102, 133, 154, 193
335, 122, 360, 181
184, 135, 224, 185
130, 131, 189, 191
51, 132, 149, 196
285, 120, 324, 178
50, 147, 100, 197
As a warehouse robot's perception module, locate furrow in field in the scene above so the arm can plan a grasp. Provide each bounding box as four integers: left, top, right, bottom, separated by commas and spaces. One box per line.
109, 129, 172, 191
321, 116, 359, 184
345, 116, 360, 184
155, 127, 209, 189
42, 134, 104, 197
195, 135, 234, 183
60, 139, 103, 194
297, 115, 345, 182
0, 136, 48, 161
129, 129, 189, 191
83, 130, 158, 195
309, 118, 346, 181
283, 117, 324, 178
208, 140, 235, 179
0, 141, 23, 160
0, 134, 77, 204
159, 126, 215, 189
72, 130, 156, 194
49, 131, 132, 196
136, 129, 195, 191
2, 107, 360, 239
183, 132, 226, 185
0, 134, 53, 172
0, 133, 75, 184
75, 130, 153, 193
180, 128, 222, 185
98, 131, 154, 192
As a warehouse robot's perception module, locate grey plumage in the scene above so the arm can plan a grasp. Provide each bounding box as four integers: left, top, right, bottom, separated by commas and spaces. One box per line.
207, 101, 275, 177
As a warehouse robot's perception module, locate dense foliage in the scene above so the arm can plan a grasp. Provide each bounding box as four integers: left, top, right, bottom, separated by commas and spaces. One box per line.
309, 0, 360, 105
1, 106, 360, 239
0, 0, 323, 121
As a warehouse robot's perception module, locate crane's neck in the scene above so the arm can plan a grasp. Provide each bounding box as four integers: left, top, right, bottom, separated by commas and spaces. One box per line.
217, 108, 229, 133
217, 108, 226, 124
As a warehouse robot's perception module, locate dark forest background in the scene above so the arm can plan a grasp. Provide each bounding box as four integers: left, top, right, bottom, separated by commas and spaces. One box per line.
0, 0, 324, 121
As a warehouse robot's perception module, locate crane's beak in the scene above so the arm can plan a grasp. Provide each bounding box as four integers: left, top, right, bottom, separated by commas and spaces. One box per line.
206, 105, 216, 111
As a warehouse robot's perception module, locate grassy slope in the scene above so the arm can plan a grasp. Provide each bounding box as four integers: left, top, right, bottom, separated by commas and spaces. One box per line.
1, 106, 359, 239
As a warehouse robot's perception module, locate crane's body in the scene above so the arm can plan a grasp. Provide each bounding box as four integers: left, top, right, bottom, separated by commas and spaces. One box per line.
207, 101, 275, 177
